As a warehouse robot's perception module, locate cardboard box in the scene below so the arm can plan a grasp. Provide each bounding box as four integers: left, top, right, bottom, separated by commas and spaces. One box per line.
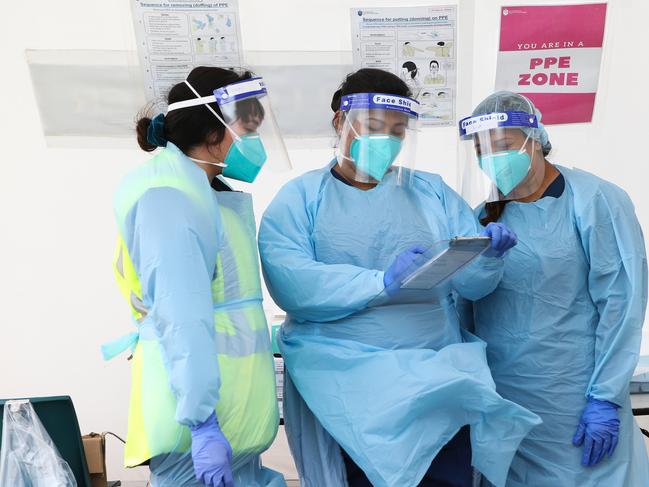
82, 433, 107, 487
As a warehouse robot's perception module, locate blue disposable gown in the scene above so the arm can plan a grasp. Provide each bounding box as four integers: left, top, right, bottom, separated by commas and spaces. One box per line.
122, 146, 285, 486
470, 166, 649, 486
259, 164, 542, 487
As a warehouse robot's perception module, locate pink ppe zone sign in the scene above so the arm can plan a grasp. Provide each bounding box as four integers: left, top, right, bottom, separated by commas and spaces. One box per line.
495, 3, 607, 125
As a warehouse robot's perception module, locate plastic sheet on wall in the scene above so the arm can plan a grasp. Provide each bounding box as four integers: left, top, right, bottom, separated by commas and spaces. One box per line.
257, 63, 353, 137
26, 50, 145, 140
26, 49, 354, 145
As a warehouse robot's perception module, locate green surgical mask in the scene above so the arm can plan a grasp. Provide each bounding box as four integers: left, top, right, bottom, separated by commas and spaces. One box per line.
479, 150, 531, 196
222, 134, 268, 183
350, 135, 402, 181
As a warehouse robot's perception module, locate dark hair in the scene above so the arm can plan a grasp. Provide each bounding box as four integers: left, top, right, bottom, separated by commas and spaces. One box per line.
429, 60, 440, 68
135, 66, 257, 153
480, 201, 508, 226
401, 61, 418, 78
329, 68, 412, 115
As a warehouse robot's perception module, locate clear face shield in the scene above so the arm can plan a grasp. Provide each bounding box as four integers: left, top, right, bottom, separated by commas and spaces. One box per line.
167, 77, 291, 183
458, 111, 545, 207
335, 93, 419, 186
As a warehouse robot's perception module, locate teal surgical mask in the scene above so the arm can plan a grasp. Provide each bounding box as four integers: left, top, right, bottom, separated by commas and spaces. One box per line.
350, 135, 402, 182
222, 134, 268, 183
478, 150, 531, 196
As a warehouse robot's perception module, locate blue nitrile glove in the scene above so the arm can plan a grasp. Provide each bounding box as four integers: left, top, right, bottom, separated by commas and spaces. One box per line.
572, 397, 620, 467
190, 412, 234, 487
480, 222, 518, 258
384, 245, 427, 288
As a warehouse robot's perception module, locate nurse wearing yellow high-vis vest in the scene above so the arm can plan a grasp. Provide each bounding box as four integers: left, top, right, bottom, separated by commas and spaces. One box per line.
103, 67, 291, 487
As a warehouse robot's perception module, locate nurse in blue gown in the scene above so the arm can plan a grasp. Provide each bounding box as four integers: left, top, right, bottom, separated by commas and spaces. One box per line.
458, 91, 649, 486
258, 69, 541, 487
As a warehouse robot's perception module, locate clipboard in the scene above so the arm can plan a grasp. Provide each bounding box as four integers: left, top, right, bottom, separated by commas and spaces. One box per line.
369, 237, 491, 307
401, 237, 491, 290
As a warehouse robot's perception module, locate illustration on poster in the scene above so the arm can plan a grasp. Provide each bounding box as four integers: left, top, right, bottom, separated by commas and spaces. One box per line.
402, 41, 453, 58
401, 61, 420, 91
426, 41, 452, 57
351, 5, 457, 127
402, 41, 424, 57
194, 36, 232, 55
518, 56, 579, 87
424, 60, 445, 85
191, 13, 233, 33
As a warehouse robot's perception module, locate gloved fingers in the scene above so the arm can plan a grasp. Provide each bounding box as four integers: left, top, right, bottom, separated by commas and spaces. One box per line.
205, 471, 225, 487
198, 472, 211, 486
572, 422, 586, 446
581, 434, 594, 467
488, 224, 503, 251
609, 434, 619, 457
498, 225, 517, 252
501, 227, 518, 251
194, 466, 209, 485
408, 245, 427, 254
223, 467, 235, 487
592, 436, 606, 466
588, 435, 603, 467
594, 434, 611, 465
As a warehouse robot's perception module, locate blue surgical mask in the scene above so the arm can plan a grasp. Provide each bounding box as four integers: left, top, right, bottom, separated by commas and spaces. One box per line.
221, 134, 268, 183
350, 135, 402, 181
478, 150, 531, 196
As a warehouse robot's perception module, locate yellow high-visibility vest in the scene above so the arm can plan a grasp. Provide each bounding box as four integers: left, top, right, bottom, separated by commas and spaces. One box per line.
110, 145, 278, 468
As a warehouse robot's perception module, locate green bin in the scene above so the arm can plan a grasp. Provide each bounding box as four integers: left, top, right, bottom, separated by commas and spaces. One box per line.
0, 396, 92, 487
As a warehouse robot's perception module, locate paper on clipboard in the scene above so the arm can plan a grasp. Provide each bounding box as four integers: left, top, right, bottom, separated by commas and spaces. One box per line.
400, 237, 490, 290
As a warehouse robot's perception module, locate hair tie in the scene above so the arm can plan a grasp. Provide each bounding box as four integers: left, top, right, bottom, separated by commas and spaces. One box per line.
146, 113, 167, 148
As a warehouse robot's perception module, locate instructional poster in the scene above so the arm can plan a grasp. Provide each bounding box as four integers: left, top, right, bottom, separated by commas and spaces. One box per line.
495, 4, 607, 124
131, 0, 243, 101
350, 6, 457, 127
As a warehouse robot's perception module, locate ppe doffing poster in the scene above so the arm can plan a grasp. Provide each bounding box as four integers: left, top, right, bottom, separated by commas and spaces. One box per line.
495, 3, 607, 125
350, 6, 457, 127
131, 0, 243, 102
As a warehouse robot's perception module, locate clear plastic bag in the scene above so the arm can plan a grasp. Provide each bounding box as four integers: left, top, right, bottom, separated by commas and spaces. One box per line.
0, 400, 77, 486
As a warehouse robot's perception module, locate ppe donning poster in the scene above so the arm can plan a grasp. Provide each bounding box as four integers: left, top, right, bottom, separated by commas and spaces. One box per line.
131, 0, 244, 102
350, 5, 457, 127
495, 3, 607, 124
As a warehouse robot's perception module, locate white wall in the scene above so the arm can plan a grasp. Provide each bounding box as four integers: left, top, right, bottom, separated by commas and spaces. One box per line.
1, 0, 647, 482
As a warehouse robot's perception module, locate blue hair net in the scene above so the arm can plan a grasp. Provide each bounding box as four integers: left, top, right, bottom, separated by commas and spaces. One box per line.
147, 113, 168, 148
472, 91, 551, 155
